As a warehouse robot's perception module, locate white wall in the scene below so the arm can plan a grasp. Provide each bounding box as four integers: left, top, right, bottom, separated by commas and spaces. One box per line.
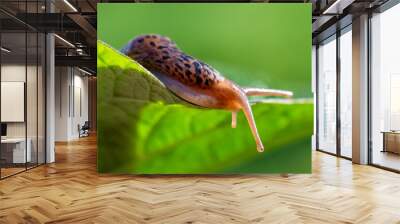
1, 64, 25, 81
55, 67, 69, 141
55, 67, 89, 141
1, 82, 25, 122
72, 73, 89, 138
1, 63, 46, 164
1, 65, 26, 136
1, 65, 37, 138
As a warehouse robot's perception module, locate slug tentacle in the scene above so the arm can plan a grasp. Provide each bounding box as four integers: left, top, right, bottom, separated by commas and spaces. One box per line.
239, 95, 264, 152
231, 111, 238, 128
244, 88, 293, 98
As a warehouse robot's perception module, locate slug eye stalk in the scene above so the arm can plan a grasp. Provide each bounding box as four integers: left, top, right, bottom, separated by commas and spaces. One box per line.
231, 87, 293, 153
244, 88, 293, 98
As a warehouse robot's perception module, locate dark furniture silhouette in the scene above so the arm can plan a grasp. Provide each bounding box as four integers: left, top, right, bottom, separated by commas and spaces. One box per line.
79, 121, 90, 138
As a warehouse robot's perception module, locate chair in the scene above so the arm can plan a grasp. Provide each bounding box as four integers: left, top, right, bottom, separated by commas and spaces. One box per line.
79, 121, 90, 138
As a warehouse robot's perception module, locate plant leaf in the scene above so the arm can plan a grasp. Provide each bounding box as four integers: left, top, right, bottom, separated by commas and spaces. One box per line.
97, 40, 313, 174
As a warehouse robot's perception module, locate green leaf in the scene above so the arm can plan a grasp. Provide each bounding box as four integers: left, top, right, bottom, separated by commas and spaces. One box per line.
97, 40, 313, 174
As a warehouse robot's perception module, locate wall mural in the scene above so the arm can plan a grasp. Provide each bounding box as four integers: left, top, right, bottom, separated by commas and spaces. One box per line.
97, 3, 313, 174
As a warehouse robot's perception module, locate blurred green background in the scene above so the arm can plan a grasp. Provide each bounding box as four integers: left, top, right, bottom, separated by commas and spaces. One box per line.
98, 3, 312, 97
97, 4, 312, 174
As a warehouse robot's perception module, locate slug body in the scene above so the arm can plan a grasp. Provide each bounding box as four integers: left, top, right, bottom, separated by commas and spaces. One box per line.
122, 34, 292, 152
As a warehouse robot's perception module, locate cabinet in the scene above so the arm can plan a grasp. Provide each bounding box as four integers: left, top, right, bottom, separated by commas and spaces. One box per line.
382, 132, 400, 154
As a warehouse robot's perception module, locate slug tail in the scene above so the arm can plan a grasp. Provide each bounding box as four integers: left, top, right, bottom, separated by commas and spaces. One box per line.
244, 88, 293, 98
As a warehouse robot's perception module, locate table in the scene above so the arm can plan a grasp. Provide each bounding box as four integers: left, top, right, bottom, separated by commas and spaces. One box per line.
1, 138, 31, 163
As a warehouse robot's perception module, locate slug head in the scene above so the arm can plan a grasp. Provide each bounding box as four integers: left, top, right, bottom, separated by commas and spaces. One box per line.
121, 34, 178, 63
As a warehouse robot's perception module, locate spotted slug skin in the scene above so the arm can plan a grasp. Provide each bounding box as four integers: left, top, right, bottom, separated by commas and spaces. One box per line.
121, 34, 245, 111
122, 34, 293, 152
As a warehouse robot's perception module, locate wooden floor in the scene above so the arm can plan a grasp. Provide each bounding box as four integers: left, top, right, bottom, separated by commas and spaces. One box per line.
1, 135, 400, 224
373, 150, 400, 171
1, 167, 26, 178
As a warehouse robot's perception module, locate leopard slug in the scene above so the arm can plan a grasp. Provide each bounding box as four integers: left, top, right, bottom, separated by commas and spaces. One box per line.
121, 34, 293, 152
